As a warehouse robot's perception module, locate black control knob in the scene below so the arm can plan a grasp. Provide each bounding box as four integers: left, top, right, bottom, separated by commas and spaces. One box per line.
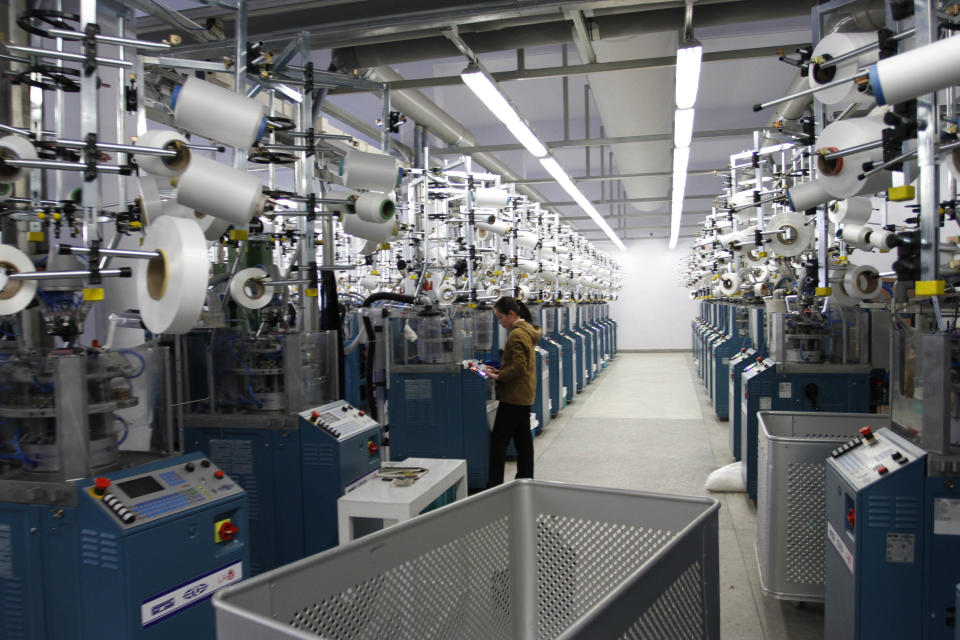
184, 463, 195, 472
201, 459, 211, 468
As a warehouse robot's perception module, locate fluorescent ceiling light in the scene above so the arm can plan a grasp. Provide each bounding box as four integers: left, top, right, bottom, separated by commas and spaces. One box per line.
540, 157, 626, 251
669, 147, 691, 249
672, 147, 690, 183
461, 67, 548, 158
675, 43, 703, 110
673, 108, 695, 148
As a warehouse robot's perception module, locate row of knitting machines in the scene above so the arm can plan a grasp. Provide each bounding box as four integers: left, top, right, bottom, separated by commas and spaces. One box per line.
0, 5, 621, 637
687, 1, 960, 637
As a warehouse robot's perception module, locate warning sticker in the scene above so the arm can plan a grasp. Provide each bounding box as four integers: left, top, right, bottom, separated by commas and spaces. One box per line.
759, 397, 773, 411
886, 533, 915, 563
934, 498, 960, 535
778, 382, 792, 399
827, 522, 854, 574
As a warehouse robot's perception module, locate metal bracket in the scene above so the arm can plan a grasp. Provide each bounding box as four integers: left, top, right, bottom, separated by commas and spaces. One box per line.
83, 22, 100, 76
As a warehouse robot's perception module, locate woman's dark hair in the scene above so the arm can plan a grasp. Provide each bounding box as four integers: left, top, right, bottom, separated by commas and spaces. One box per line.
494, 296, 532, 322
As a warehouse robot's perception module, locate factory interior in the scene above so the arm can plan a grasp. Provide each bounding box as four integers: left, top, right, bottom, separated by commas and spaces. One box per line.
1, 0, 960, 638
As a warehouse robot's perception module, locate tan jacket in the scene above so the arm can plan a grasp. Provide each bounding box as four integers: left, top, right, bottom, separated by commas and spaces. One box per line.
496, 320, 542, 406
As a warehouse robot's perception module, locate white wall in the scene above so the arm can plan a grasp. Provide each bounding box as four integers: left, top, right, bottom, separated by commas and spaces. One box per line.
609, 239, 697, 350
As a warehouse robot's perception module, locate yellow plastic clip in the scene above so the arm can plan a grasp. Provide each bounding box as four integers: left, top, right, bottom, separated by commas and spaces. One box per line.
468, 303, 477, 309
27, 231, 44, 243
757, 251, 768, 258
129, 221, 142, 229
36, 212, 46, 220
887, 185, 916, 202
815, 287, 833, 296
915, 280, 946, 296
82, 288, 105, 301
305, 288, 318, 297
229, 229, 249, 241
371, 270, 379, 275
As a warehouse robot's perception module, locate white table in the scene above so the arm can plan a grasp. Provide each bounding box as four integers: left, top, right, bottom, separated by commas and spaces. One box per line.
337, 457, 468, 543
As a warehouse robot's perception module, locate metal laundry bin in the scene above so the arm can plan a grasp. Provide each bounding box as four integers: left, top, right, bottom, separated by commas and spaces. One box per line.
214, 479, 720, 640
757, 411, 890, 603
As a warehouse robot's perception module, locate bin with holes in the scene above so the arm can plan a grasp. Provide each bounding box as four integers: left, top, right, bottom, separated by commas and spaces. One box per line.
214, 479, 720, 639
757, 411, 890, 603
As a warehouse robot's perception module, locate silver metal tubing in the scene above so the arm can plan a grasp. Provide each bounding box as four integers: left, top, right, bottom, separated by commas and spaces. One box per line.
815, 28, 915, 70
46, 28, 171, 51
287, 131, 353, 140
8, 268, 130, 281
0, 158, 128, 174
263, 211, 338, 217
3, 44, 133, 69
753, 70, 868, 112
60, 245, 160, 260
821, 139, 883, 161
55, 138, 177, 157
0, 123, 57, 136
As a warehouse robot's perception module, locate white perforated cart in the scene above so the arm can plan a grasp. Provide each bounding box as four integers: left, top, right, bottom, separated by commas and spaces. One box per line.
214, 479, 720, 639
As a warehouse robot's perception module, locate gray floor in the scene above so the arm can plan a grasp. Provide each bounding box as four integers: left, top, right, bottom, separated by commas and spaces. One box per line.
505, 351, 825, 640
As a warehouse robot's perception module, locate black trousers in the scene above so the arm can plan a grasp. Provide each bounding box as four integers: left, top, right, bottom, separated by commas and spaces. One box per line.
488, 401, 534, 487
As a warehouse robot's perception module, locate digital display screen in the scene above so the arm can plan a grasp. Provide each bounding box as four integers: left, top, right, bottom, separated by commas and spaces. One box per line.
117, 475, 164, 499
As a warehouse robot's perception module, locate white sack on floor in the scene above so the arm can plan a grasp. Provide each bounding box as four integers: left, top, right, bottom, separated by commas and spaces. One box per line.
705, 461, 745, 492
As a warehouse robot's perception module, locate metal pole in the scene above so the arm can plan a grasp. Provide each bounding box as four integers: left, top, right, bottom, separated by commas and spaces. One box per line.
381, 83, 391, 153
80, 0, 101, 246
916, 0, 939, 282
234, 0, 247, 169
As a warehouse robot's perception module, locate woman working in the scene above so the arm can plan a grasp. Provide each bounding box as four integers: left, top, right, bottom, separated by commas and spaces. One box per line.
484, 296, 541, 487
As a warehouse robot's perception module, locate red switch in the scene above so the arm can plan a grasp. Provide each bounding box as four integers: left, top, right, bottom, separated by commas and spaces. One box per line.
310, 410, 320, 422
847, 507, 855, 528
218, 521, 238, 542
94, 477, 111, 496
368, 441, 379, 456
214, 470, 225, 479
877, 465, 888, 475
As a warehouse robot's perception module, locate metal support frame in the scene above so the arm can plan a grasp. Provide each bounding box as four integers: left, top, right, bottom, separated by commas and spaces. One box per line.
915, 0, 940, 282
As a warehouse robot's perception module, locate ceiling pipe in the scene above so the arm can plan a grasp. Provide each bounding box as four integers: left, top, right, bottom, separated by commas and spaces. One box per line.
333, 0, 816, 71
365, 66, 557, 212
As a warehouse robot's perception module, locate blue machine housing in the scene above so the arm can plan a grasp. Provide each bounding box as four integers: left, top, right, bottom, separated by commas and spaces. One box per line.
540, 335, 567, 416
711, 306, 751, 420
741, 360, 870, 501
184, 400, 381, 575
388, 365, 497, 489
0, 452, 248, 639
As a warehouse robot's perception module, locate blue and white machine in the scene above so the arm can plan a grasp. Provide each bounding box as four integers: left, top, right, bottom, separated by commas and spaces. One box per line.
386, 310, 498, 489
728, 307, 766, 460
547, 305, 578, 404
185, 399, 381, 575
824, 328, 960, 640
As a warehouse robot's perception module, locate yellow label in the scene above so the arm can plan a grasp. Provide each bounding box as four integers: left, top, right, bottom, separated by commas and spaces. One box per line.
409, 274, 418, 280
371, 270, 379, 275
887, 185, 916, 202
468, 303, 477, 309
915, 280, 946, 296
815, 287, 833, 296
305, 288, 318, 297
229, 229, 249, 241
83, 288, 105, 301
27, 231, 44, 242
836, 256, 849, 264
129, 221, 142, 229
757, 251, 768, 258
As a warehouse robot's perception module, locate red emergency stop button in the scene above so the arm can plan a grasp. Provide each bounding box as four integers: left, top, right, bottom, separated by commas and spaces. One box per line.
214, 470, 225, 479
847, 507, 855, 529
218, 521, 238, 542
94, 477, 111, 496
859, 426, 875, 442
368, 441, 379, 456
311, 410, 320, 422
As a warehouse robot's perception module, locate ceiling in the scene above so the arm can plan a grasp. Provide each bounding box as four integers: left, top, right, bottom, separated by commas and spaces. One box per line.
137, 0, 817, 250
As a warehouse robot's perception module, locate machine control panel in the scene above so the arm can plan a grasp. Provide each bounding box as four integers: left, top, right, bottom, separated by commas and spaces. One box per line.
827, 427, 926, 491
85, 457, 243, 530
300, 399, 380, 441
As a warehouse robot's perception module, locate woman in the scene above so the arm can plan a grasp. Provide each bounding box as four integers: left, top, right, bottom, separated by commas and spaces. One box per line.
484, 296, 541, 487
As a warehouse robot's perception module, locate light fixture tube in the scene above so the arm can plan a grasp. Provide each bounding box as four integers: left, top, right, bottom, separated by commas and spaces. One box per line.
540, 157, 626, 251
675, 43, 703, 110
461, 68, 548, 158
673, 108, 695, 148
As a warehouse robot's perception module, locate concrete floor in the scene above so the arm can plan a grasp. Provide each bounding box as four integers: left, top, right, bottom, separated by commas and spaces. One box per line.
504, 351, 825, 640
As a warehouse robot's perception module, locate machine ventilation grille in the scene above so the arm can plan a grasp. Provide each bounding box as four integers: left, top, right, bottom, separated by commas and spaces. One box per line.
1, 576, 26, 639
619, 562, 705, 640
303, 443, 335, 469
535, 514, 674, 639
866, 494, 922, 530
80, 529, 120, 571
289, 516, 512, 639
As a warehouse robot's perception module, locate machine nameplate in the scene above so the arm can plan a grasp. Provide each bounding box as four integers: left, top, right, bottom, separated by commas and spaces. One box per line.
827, 522, 854, 574
885, 533, 915, 563
140, 560, 243, 628
210, 439, 254, 475
778, 382, 792, 399
759, 397, 772, 410
933, 498, 960, 535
